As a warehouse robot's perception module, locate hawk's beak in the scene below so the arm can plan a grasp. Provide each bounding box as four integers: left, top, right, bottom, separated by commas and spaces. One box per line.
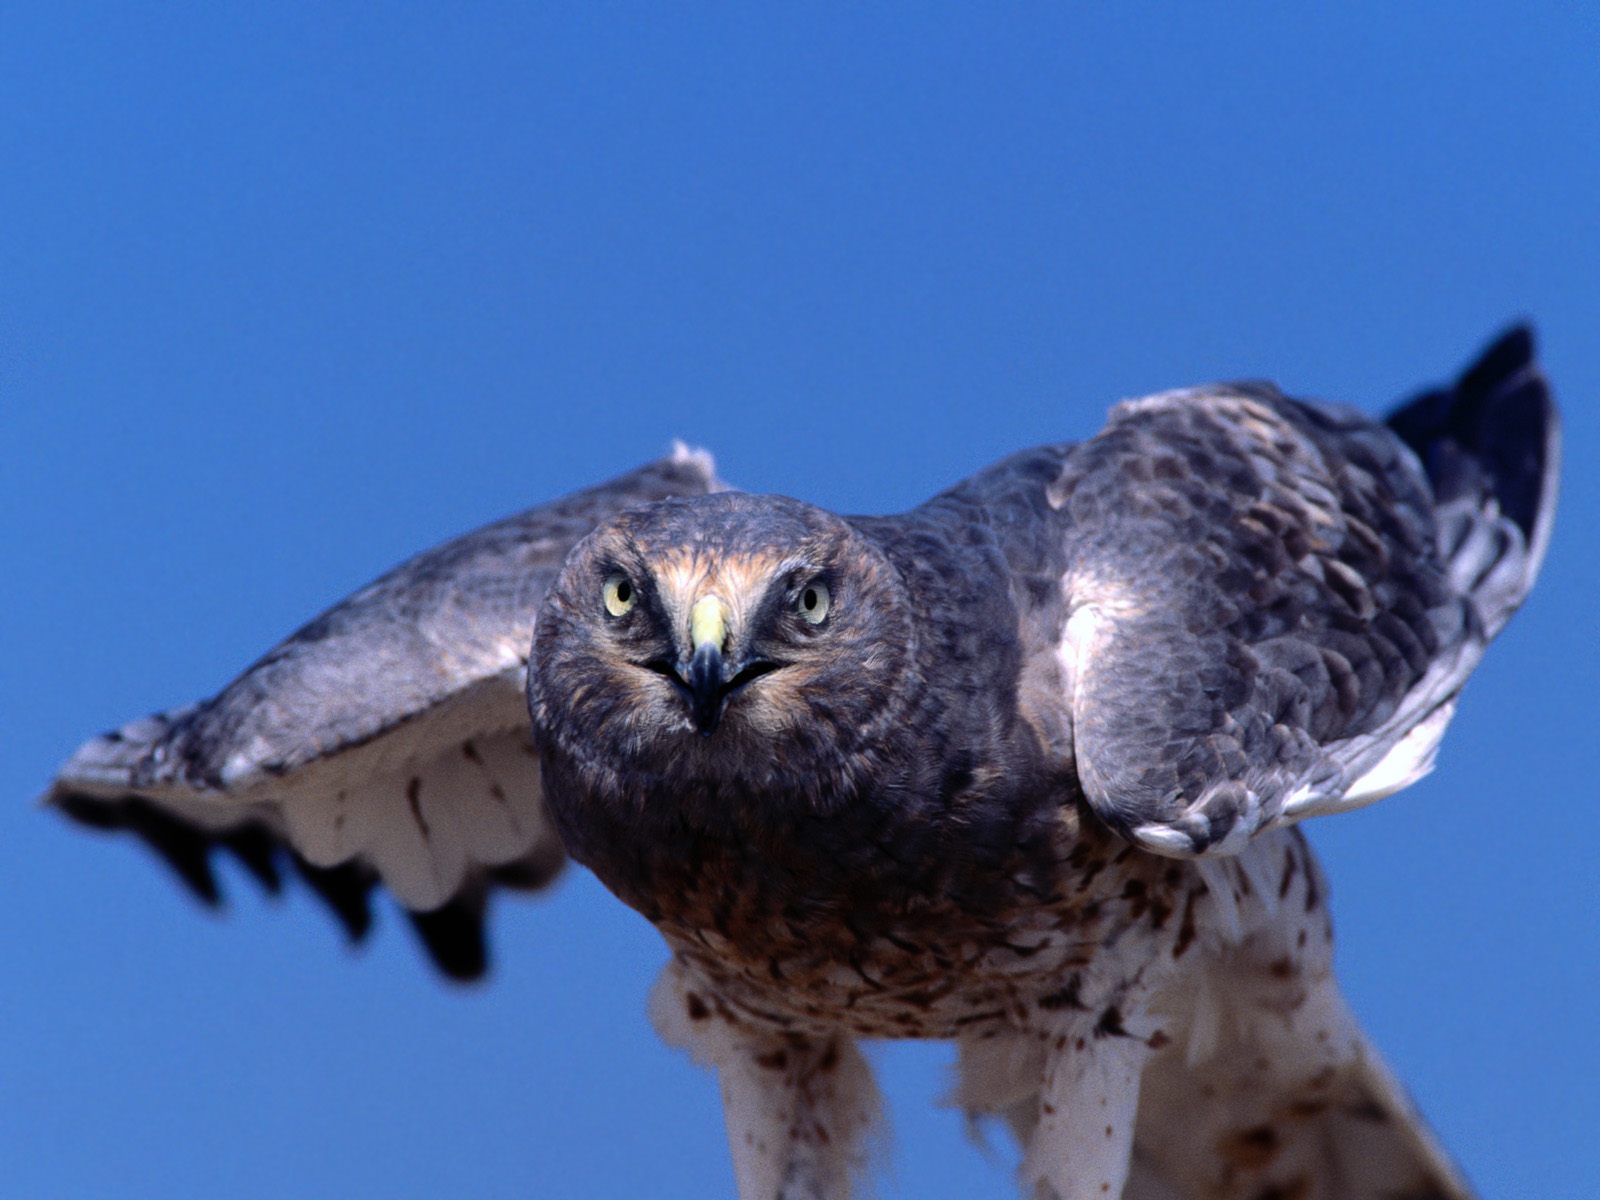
687, 641, 725, 733
685, 596, 730, 734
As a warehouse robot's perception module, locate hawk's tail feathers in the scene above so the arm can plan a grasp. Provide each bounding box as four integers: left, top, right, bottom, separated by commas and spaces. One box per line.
1386, 324, 1560, 637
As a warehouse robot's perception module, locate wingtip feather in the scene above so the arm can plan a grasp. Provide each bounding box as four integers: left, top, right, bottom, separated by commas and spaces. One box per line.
50, 704, 205, 801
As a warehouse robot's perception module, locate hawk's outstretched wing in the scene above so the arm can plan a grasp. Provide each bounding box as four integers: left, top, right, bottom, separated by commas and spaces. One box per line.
48, 446, 723, 978
1049, 327, 1557, 856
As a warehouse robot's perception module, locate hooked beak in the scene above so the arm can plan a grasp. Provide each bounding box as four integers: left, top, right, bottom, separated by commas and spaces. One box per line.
684, 595, 731, 734
676, 594, 781, 735
685, 639, 726, 734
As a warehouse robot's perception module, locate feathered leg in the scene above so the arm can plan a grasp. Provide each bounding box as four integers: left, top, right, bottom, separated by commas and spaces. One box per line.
651, 963, 880, 1200
952, 1008, 1156, 1200
1025, 1021, 1153, 1200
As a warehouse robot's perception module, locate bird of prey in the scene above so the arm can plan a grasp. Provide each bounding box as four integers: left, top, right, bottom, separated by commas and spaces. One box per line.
49, 328, 1558, 1200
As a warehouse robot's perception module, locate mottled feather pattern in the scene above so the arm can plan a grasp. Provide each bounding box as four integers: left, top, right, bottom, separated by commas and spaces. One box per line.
46, 333, 1554, 1197
1047, 329, 1550, 857
1049, 385, 1450, 851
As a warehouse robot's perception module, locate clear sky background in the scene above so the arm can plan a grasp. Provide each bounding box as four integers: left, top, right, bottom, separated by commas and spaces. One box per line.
3, 6, 1597, 1198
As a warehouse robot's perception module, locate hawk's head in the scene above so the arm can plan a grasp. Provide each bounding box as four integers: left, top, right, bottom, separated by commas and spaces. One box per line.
529, 493, 918, 829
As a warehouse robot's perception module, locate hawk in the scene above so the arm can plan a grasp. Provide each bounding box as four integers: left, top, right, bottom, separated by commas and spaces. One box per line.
49, 328, 1557, 1200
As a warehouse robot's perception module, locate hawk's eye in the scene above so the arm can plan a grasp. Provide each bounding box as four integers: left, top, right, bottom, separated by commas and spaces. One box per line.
796, 581, 830, 625
603, 573, 637, 618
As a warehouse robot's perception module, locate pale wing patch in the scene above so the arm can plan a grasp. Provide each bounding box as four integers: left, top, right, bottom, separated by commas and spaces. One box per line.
1056, 604, 1103, 706
55, 669, 555, 913
1281, 645, 1469, 825
364, 777, 467, 911
279, 741, 547, 911
1306, 699, 1456, 817
449, 737, 545, 864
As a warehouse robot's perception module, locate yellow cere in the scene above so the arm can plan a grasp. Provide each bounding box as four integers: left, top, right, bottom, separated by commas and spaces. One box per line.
691, 595, 729, 650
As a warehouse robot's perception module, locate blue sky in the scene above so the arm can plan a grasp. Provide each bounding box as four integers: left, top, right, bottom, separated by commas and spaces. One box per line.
3, 6, 1596, 1197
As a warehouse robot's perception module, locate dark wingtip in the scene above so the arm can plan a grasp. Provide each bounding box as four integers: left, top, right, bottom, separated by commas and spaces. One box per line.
51, 793, 386, 951
54, 792, 225, 906
218, 825, 284, 894
1386, 323, 1555, 546
53, 791, 507, 984
290, 855, 378, 943
1456, 323, 1535, 402
490, 841, 567, 892
408, 898, 490, 983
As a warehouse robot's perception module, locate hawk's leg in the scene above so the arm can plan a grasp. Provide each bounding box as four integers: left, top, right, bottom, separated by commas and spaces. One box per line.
651, 964, 880, 1200
715, 1031, 878, 1200
953, 1011, 1155, 1200
1023, 1024, 1151, 1200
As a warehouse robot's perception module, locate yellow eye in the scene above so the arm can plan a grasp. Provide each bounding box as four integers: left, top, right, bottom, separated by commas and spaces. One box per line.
603, 573, 637, 618
796, 581, 830, 625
